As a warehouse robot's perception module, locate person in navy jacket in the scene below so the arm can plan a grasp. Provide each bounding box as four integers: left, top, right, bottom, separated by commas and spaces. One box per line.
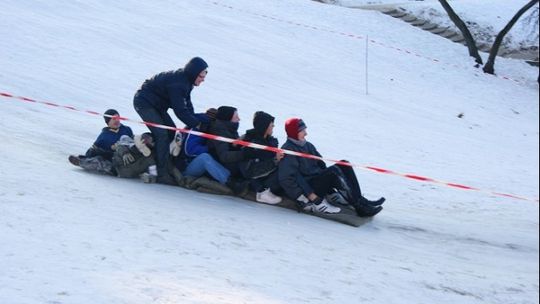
133, 57, 209, 185
68, 109, 133, 175
278, 118, 385, 216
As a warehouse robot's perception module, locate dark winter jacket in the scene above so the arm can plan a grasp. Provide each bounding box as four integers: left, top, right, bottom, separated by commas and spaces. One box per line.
208, 120, 245, 175
134, 58, 208, 129
86, 124, 134, 160
278, 138, 327, 200
238, 129, 280, 179
241, 129, 279, 161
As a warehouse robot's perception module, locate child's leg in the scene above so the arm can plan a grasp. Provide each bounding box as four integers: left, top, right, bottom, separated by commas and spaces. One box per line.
184, 153, 230, 184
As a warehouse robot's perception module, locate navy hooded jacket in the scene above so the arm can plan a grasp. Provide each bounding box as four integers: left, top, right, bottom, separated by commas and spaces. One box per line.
134, 57, 208, 129
86, 124, 134, 160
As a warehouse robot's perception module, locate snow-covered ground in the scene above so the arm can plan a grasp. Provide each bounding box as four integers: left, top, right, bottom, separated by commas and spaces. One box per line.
0, 0, 539, 303
318, 0, 425, 6
320, 0, 540, 54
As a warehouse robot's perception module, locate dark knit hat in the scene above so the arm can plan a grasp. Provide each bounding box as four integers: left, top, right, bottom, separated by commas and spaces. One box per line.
206, 108, 218, 121
104, 109, 119, 125
253, 111, 275, 135
285, 118, 307, 140
216, 106, 238, 121
184, 57, 209, 84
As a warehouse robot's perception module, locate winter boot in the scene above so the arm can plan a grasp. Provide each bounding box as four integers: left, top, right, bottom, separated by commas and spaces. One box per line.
360, 196, 386, 207
68, 155, 81, 167
354, 204, 383, 217
226, 178, 250, 196
170, 167, 186, 187
192, 177, 233, 195
157, 174, 178, 186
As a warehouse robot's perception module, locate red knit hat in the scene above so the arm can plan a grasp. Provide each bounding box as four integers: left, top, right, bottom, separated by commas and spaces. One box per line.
285, 118, 307, 140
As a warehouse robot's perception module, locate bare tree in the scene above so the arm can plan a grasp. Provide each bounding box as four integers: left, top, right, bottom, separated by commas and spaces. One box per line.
483, 0, 539, 74
521, 4, 540, 40
438, 0, 483, 65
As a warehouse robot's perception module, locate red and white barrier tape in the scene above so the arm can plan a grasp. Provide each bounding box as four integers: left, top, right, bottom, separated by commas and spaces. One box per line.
1, 91, 538, 203
209, 1, 526, 85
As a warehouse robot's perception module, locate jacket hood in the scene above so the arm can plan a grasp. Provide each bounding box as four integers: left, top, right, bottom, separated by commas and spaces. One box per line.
245, 128, 260, 138
216, 106, 238, 122
253, 111, 275, 136
286, 137, 308, 147
184, 57, 208, 84
245, 129, 278, 148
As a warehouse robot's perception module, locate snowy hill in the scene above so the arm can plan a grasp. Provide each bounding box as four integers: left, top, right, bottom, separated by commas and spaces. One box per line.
0, 1, 539, 303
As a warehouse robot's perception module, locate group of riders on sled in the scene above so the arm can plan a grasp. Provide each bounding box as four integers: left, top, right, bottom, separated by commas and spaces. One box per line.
69, 57, 385, 217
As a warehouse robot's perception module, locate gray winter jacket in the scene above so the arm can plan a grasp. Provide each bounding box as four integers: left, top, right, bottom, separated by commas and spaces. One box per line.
112, 136, 156, 178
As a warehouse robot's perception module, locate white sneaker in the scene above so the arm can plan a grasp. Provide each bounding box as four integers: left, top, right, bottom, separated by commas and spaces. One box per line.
304, 199, 341, 214
256, 189, 282, 205
326, 192, 349, 206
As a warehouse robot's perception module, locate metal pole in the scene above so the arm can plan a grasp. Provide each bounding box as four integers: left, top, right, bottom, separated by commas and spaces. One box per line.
365, 35, 369, 95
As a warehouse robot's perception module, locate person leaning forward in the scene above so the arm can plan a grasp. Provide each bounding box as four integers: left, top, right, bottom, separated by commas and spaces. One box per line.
133, 57, 209, 185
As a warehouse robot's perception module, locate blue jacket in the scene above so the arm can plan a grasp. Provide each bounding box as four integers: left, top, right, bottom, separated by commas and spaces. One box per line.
183, 129, 209, 159
134, 58, 208, 129
182, 113, 211, 159
86, 124, 133, 160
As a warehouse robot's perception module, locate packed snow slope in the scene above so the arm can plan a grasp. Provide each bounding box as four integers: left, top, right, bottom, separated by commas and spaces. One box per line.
0, 1, 538, 303
329, 0, 540, 51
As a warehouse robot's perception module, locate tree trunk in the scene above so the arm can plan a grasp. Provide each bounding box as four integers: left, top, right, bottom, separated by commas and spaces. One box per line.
483, 0, 539, 74
438, 0, 484, 65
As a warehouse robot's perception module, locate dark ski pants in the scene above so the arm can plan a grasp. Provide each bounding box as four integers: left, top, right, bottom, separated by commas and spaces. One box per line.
79, 156, 114, 175
335, 161, 363, 201
250, 171, 283, 194
134, 99, 176, 179
308, 162, 362, 202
